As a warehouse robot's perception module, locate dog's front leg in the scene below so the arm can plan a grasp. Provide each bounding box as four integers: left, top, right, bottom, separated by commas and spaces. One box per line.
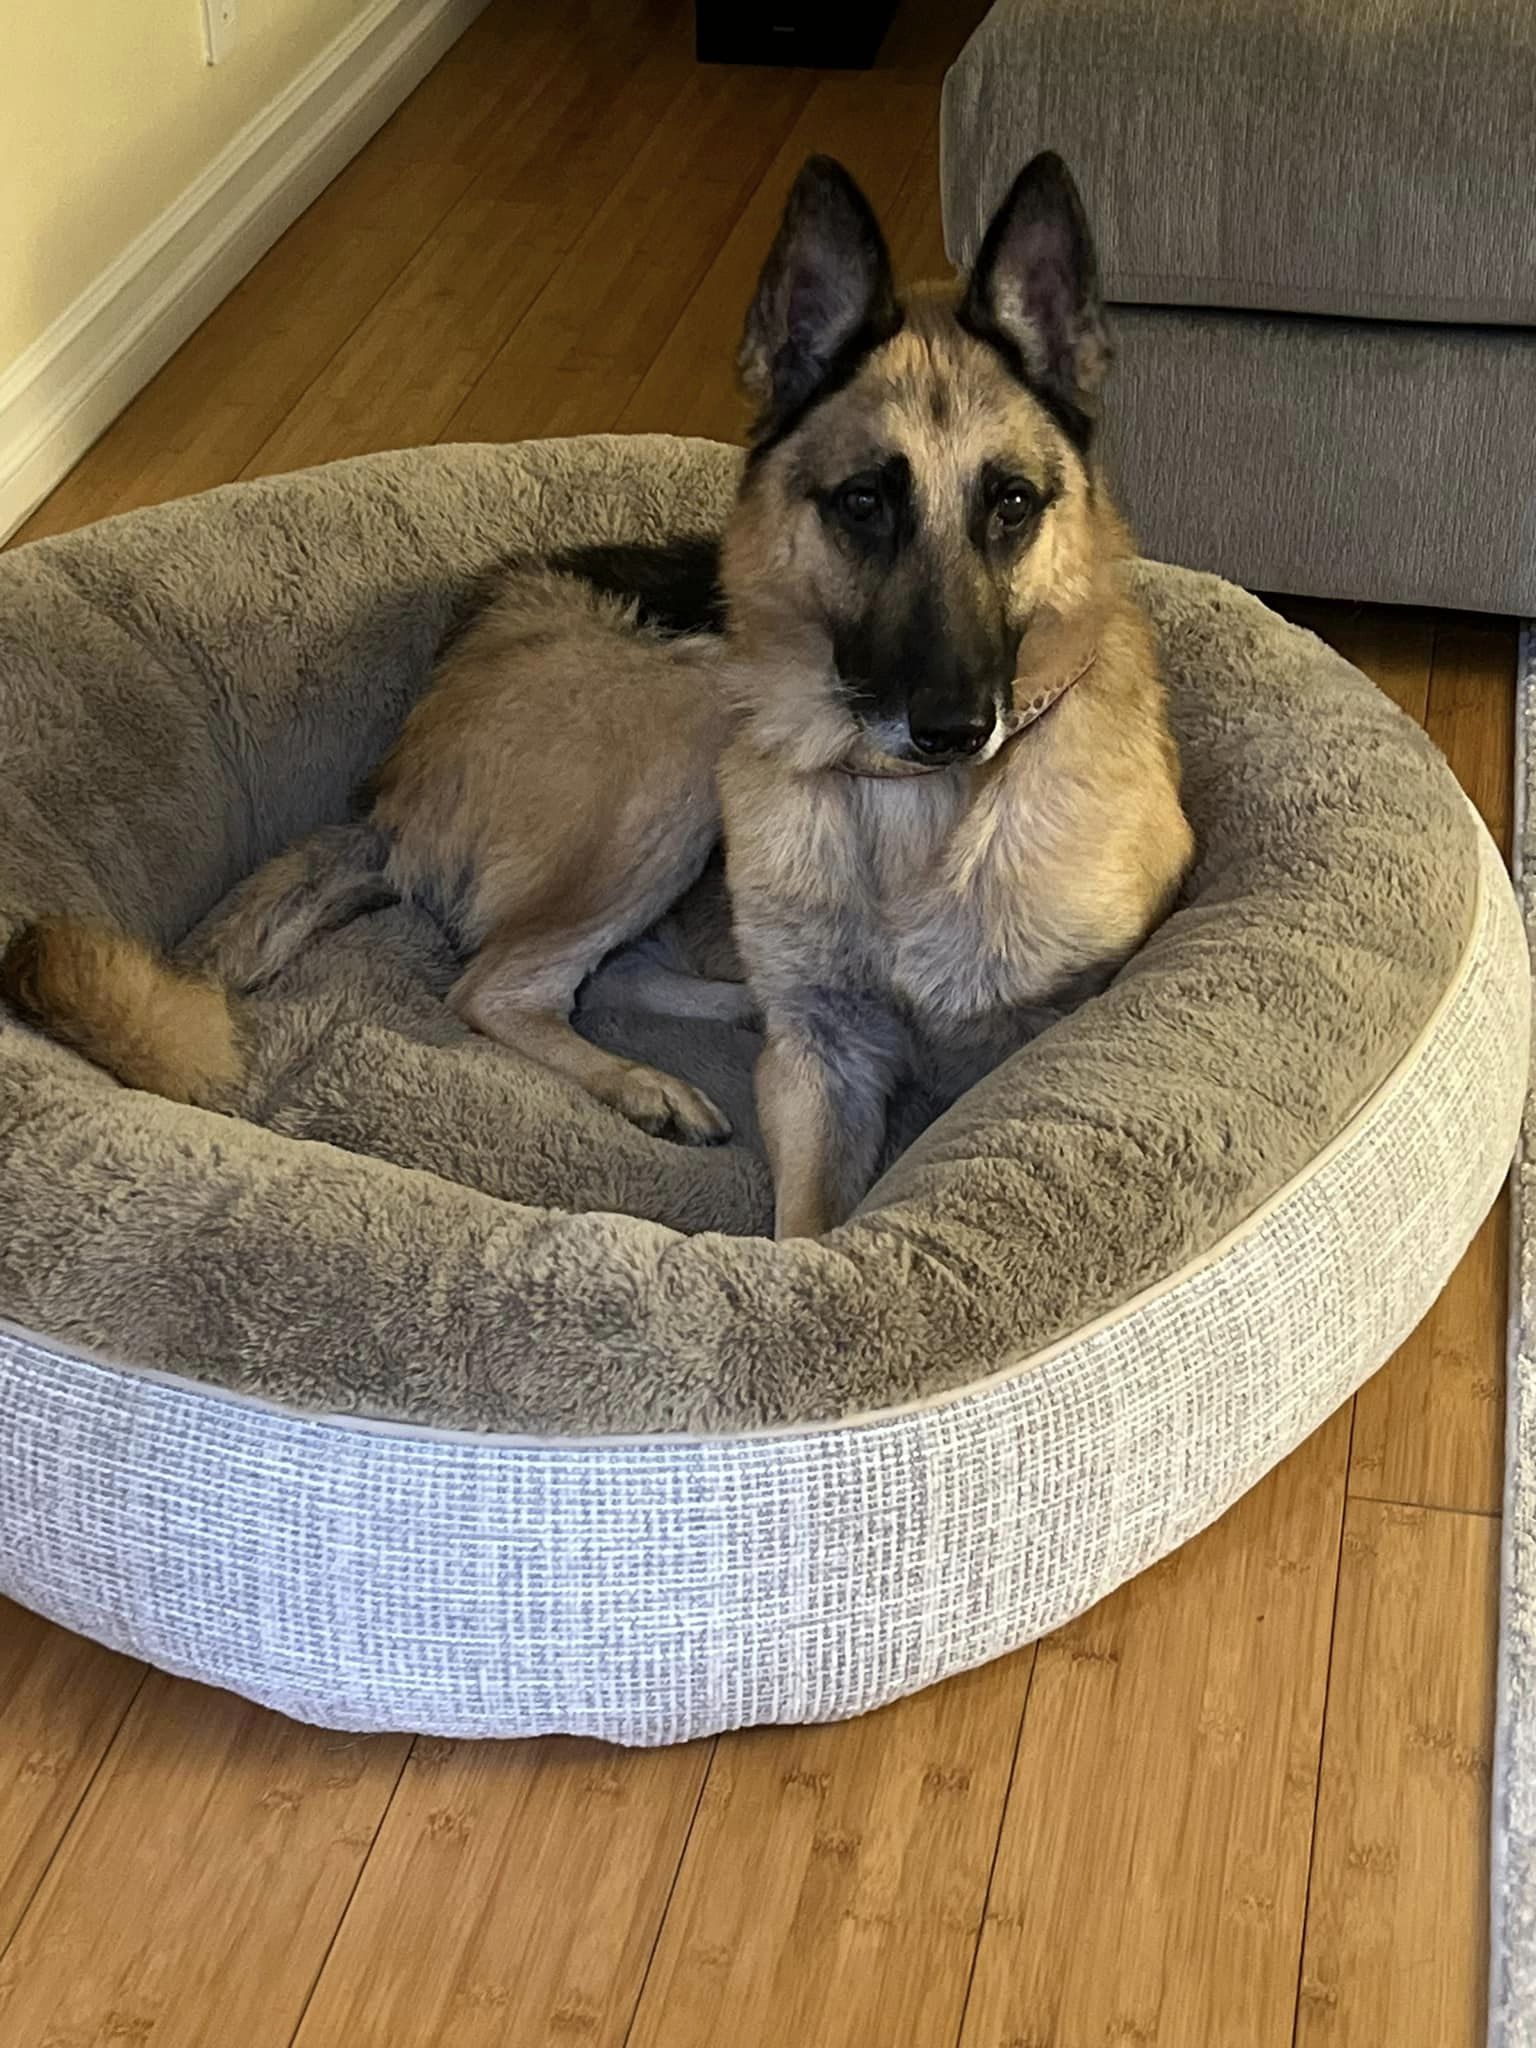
754, 999, 905, 1240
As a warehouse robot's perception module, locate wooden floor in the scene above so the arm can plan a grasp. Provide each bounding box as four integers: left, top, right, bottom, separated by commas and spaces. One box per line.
0, 3, 1520, 2042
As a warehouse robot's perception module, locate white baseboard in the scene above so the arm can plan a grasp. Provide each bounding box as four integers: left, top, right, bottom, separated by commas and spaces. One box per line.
0, 0, 490, 541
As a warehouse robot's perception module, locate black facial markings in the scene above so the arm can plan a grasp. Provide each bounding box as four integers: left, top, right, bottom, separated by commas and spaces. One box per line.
817, 452, 916, 562
744, 305, 907, 467
832, 571, 946, 727
548, 537, 727, 636
954, 304, 1095, 454
966, 460, 1059, 554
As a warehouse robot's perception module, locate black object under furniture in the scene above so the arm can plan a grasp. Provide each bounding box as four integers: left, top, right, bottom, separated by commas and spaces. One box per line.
695, 0, 897, 67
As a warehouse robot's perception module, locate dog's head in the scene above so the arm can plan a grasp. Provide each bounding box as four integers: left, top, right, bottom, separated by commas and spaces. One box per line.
721, 151, 1120, 776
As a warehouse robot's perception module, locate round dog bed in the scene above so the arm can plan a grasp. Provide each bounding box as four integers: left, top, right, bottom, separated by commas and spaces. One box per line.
0, 436, 1525, 1742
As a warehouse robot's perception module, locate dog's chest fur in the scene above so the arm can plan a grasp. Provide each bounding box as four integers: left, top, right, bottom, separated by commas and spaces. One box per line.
846, 775, 1036, 1019
722, 738, 1095, 1035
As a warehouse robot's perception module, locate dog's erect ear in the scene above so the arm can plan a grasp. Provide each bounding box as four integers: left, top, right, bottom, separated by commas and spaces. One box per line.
959, 152, 1109, 445
739, 156, 899, 440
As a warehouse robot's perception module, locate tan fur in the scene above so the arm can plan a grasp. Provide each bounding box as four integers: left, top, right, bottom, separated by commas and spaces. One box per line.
719, 289, 1193, 1234
2, 576, 739, 1139
371, 569, 737, 1142
753, 1033, 853, 1242
1, 158, 1193, 1209
0, 920, 242, 1108
373, 571, 728, 963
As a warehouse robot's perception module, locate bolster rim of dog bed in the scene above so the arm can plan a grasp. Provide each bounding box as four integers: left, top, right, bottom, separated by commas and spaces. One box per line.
0, 437, 1524, 1740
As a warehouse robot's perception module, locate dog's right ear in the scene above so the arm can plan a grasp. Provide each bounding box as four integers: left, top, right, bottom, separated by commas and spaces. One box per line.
959, 152, 1108, 448
739, 156, 899, 442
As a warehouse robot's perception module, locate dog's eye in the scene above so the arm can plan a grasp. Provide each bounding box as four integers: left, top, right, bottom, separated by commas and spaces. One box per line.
995, 481, 1039, 530
838, 482, 881, 523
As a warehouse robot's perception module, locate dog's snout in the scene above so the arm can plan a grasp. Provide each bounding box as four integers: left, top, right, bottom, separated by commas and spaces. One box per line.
908, 712, 995, 764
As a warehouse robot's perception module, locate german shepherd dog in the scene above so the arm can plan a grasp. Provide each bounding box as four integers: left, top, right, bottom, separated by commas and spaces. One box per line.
1, 153, 1193, 1240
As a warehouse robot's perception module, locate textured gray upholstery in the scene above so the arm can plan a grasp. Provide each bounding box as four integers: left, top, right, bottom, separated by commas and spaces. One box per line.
1103, 306, 1536, 615
940, 0, 1536, 613
941, 0, 1536, 326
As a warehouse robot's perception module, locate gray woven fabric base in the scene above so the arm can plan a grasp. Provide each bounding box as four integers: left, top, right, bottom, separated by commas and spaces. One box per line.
1493, 620, 1536, 2048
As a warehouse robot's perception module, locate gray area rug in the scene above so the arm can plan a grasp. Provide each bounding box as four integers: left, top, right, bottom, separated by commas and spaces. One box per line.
1495, 619, 1536, 2048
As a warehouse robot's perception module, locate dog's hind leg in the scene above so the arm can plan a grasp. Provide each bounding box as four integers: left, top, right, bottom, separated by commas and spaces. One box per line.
451, 925, 731, 1145
578, 847, 756, 1027
580, 942, 758, 1026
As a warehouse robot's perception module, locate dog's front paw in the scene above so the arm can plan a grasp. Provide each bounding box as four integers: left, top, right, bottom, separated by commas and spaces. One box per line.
609, 1064, 731, 1146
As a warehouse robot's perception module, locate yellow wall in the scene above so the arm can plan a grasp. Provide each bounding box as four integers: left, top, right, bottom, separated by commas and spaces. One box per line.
4, 0, 377, 369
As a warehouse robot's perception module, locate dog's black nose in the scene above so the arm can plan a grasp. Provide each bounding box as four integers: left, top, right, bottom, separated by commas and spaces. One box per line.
909, 715, 994, 762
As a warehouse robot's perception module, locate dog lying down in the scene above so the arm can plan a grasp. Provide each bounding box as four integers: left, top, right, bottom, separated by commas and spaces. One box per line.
1, 151, 1193, 1241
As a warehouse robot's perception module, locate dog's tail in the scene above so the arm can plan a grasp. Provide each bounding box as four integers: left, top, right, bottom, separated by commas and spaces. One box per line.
0, 920, 244, 1107
0, 822, 394, 1107
180, 821, 395, 992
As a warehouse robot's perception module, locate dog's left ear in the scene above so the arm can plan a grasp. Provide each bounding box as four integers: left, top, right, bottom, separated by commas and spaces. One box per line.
739, 156, 899, 440
960, 152, 1109, 443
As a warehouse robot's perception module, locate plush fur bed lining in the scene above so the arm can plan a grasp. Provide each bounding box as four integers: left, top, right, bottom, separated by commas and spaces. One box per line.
0, 439, 1479, 1435
0, 806, 1497, 1450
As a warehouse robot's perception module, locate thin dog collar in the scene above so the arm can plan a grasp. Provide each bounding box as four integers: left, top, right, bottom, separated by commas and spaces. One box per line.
1011, 644, 1099, 734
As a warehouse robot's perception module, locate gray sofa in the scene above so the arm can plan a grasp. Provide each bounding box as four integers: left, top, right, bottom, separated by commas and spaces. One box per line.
941, 0, 1536, 615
